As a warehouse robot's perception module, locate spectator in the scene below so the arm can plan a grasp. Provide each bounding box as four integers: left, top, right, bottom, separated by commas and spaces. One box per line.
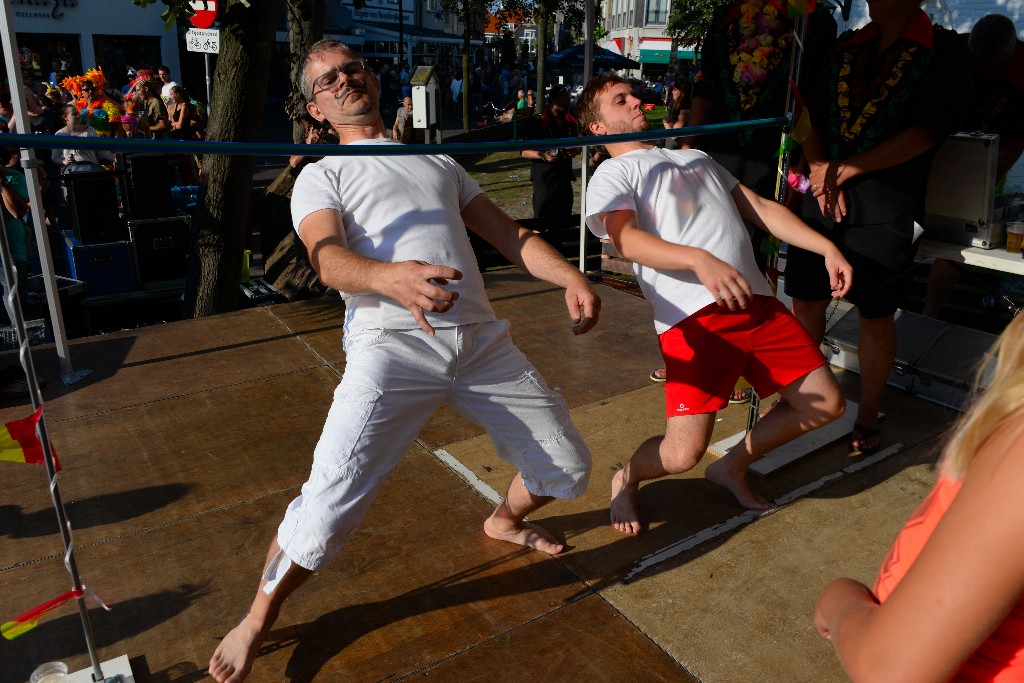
449, 69, 463, 120
141, 81, 169, 139
392, 95, 413, 143
83, 80, 124, 137
500, 89, 526, 121
168, 86, 201, 184
785, 0, 971, 454
0, 147, 33, 323
168, 85, 200, 140
663, 78, 692, 150
157, 64, 179, 109
519, 85, 579, 218
815, 310, 1024, 681
923, 13, 1024, 318
525, 89, 535, 114
52, 104, 115, 174
287, 115, 336, 174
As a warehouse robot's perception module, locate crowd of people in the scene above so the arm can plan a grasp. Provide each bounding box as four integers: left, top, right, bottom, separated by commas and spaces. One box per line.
368, 57, 539, 127
0, 59, 206, 345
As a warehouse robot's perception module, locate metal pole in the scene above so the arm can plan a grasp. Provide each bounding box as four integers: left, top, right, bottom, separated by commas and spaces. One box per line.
746, 12, 809, 433
205, 52, 213, 117
399, 0, 405, 69
578, 0, 595, 273
0, 2, 89, 385
0, 215, 104, 681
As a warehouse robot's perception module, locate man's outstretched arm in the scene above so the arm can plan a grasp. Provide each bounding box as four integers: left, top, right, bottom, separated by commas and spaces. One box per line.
461, 194, 600, 335
730, 184, 852, 299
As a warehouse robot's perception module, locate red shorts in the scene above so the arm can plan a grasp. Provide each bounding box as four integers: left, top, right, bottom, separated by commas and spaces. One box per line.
659, 295, 825, 417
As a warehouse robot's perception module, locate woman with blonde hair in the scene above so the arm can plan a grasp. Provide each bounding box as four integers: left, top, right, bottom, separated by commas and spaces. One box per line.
815, 312, 1024, 680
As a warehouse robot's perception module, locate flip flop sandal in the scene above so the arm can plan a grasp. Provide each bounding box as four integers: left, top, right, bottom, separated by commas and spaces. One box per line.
849, 422, 881, 455
729, 388, 752, 404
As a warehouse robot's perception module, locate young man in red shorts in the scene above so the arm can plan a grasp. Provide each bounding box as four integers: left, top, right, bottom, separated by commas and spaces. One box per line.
577, 74, 853, 532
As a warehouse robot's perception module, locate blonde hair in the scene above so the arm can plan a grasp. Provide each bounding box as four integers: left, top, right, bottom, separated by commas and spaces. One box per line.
942, 314, 1024, 479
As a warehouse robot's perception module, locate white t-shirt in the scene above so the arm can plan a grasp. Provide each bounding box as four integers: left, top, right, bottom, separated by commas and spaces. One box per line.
160, 80, 179, 107
586, 147, 773, 334
291, 138, 496, 335
51, 127, 114, 167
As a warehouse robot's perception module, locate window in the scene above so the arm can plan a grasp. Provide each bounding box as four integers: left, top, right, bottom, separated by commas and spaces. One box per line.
645, 0, 668, 25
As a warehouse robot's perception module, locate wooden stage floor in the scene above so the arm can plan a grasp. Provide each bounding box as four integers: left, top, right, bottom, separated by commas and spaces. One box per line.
1, 270, 960, 682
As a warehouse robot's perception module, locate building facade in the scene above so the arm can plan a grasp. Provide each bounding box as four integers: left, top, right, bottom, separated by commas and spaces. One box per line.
8, 0, 181, 93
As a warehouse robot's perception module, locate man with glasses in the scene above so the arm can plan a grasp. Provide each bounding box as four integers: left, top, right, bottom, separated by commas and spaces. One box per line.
208, 39, 601, 683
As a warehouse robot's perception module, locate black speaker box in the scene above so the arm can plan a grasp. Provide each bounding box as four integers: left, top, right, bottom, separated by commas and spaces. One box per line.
123, 153, 174, 220
63, 172, 129, 245
129, 215, 191, 286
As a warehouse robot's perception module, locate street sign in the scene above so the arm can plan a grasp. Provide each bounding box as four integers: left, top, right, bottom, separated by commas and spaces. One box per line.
186, 28, 220, 54
188, 0, 217, 29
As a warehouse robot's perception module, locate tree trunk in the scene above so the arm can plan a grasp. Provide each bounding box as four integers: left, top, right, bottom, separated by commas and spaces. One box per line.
535, 12, 548, 112
669, 37, 678, 72
185, 0, 283, 318
286, 0, 326, 143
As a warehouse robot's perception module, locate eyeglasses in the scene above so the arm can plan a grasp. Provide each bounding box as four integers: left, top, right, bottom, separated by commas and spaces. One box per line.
82, 86, 94, 92
309, 60, 366, 100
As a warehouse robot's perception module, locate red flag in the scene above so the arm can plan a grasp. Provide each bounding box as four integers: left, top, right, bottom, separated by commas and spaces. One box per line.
0, 405, 60, 471
1, 589, 82, 640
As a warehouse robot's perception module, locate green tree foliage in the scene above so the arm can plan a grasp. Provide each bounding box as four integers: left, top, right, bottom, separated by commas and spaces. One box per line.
665, 0, 729, 54
499, 0, 585, 112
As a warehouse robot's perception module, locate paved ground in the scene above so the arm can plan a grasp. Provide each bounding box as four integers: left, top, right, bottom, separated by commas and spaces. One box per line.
0, 270, 960, 682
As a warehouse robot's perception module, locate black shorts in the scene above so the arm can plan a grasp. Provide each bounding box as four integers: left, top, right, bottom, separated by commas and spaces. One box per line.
784, 195, 918, 319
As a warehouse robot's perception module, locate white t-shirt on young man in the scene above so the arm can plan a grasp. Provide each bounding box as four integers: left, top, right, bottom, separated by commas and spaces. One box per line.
291, 138, 497, 335
160, 80, 179, 107
586, 147, 773, 334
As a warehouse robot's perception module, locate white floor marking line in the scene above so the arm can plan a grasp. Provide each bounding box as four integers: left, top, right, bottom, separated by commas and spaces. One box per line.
622, 443, 904, 583
432, 447, 504, 506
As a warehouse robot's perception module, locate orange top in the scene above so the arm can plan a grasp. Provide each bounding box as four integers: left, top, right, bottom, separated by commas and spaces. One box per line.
874, 475, 1024, 681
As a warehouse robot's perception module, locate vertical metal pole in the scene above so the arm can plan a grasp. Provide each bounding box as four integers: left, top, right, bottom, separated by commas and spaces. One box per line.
399, 0, 405, 68
578, 0, 596, 273
0, 216, 104, 681
205, 52, 213, 117
746, 12, 809, 433
0, 2, 89, 385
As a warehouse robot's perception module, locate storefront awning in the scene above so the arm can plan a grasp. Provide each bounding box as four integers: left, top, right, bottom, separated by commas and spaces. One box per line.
638, 38, 695, 64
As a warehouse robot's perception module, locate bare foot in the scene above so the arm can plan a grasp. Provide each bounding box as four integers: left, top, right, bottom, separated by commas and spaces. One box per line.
209, 616, 266, 683
705, 459, 771, 511
610, 467, 642, 535
484, 514, 565, 555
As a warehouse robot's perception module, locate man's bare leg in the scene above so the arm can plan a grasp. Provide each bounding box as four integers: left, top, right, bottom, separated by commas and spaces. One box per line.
610, 414, 715, 535
705, 365, 845, 509
484, 472, 564, 554
209, 538, 312, 683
